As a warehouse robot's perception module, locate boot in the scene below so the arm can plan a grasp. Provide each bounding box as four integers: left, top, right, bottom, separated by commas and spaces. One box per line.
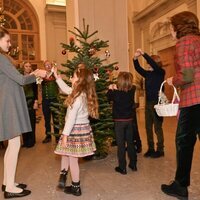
64, 181, 82, 196
57, 169, 67, 189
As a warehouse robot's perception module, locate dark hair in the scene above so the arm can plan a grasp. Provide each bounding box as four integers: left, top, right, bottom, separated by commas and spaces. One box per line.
0, 27, 9, 39
170, 11, 200, 39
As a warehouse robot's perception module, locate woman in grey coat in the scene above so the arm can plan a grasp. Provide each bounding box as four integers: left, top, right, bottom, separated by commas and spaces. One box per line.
0, 27, 46, 199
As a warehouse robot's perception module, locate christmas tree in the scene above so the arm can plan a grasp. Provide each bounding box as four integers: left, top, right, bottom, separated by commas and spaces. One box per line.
57, 19, 118, 158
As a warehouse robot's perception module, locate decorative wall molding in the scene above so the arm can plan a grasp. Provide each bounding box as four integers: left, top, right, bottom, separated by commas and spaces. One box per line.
150, 21, 170, 42
132, 0, 197, 54
46, 4, 66, 13
132, 0, 168, 22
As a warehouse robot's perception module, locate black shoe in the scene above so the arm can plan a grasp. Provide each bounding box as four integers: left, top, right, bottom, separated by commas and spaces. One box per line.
0, 143, 5, 149
161, 181, 188, 199
4, 189, 31, 199
2, 184, 27, 192
136, 146, 142, 153
26, 144, 35, 148
22, 144, 35, 148
64, 181, 81, 196
55, 137, 60, 143
42, 137, 51, 143
111, 140, 117, 146
143, 149, 155, 157
57, 169, 67, 189
151, 151, 164, 158
115, 166, 127, 175
128, 164, 137, 171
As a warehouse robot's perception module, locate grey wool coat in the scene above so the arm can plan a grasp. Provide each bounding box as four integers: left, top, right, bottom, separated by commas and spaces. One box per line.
0, 54, 36, 141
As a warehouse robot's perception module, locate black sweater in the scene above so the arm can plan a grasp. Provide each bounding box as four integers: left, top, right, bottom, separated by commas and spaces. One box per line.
107, 87, 135, 119
133, 53, 165, 102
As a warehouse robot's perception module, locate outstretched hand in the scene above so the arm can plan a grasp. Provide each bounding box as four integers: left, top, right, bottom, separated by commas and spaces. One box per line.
31, 69, 47, 78
53, 66, 61, 79
166, 77, 173, 85
134, 48, 144, 59
136, 48, 144, 55
108, 84, 117, 90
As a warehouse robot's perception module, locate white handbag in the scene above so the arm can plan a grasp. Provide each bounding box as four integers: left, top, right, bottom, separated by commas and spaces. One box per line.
154, 80, 180, 117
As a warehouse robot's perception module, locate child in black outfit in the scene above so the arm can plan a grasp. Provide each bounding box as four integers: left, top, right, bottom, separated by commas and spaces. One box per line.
107, 72, 137, 174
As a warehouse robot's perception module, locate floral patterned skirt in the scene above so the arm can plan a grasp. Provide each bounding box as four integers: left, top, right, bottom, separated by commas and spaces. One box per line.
54, 123, 96, 157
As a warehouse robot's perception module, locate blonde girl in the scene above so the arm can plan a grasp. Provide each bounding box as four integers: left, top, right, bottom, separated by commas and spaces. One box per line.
54, 65, 98, 196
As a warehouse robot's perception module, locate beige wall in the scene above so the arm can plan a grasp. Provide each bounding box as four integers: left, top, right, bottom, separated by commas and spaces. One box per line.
66, 0, 129, 72
45, 5, 67, 65
129, 0, 199, 105
29, 0, 47, 61
27, 0, 200, 70
129, 0, 156, 12
28, 0, 67, 65
131, 0, 198, 56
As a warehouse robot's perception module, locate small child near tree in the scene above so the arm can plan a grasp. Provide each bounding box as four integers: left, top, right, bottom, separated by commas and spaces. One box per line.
53, 65, 99, 196
107, 72, 137, 174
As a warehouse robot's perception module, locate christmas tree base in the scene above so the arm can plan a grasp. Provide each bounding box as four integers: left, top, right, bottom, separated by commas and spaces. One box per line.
83, 152, 108, 160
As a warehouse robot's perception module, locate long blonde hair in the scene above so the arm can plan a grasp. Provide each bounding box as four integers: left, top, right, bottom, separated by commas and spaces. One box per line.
65, 67, 99, 119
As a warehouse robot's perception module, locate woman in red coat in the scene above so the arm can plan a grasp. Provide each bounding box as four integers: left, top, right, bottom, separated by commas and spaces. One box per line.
161, 11, 200, 199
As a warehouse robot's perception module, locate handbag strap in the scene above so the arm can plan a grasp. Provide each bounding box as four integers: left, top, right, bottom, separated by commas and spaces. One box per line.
158, 80, 180, 105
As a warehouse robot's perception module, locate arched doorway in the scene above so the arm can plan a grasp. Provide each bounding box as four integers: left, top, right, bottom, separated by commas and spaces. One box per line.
1, 0, 40, 68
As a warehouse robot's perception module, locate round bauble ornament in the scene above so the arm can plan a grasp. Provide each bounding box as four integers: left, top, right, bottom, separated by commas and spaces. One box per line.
62, 49, 66, 55
69, 37, 75, 43
115, 66, 119, 71
93, 66, 99, 73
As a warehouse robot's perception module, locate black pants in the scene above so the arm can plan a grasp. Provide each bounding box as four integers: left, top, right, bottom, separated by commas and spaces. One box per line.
175, 104, 200, 187
114, 120, 137, 170
22, 98, 36, 147
133, 108, 142, 148
145, 101, 164, 152
42, 98, 59, 138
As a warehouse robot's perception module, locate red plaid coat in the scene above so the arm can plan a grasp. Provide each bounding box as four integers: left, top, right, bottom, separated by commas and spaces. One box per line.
173, 35, 200, 108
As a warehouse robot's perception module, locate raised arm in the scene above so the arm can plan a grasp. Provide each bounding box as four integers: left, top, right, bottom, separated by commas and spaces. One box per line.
143, 53, 165, 74
133, 50, 147, 78
56, 78, 72, 95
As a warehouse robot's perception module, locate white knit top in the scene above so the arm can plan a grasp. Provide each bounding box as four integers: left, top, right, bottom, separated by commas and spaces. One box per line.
56, 78, 89, 136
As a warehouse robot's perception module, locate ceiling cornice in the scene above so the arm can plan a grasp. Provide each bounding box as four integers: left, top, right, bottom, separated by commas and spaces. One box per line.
133, 0, 168, 22
46, 4, 66, 13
